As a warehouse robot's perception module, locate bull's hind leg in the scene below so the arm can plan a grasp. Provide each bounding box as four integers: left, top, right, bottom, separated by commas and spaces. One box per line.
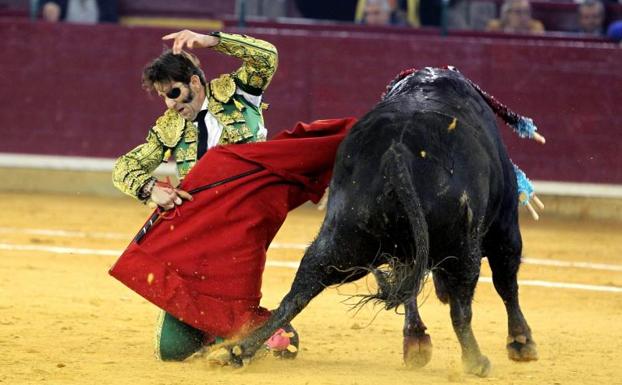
484, 222, 538, 362
435, 250, 491, 377
403, 295, 433, 368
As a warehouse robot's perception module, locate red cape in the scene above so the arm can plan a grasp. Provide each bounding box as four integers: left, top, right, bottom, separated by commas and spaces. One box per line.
109, 118, 356, 338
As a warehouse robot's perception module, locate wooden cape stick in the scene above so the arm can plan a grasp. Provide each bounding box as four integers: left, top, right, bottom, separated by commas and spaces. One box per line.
134, 167, 264, 243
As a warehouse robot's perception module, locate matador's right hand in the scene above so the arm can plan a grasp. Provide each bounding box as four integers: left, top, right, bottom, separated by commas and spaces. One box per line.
162, 29, 219, 55
150, 183, 192, 210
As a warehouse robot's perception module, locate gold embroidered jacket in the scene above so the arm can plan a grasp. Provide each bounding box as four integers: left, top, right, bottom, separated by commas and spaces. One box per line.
112, 32, 278, 199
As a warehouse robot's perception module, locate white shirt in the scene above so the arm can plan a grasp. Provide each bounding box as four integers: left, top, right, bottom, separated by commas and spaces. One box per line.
65, 0, 99, 24
196, 88, 268, 150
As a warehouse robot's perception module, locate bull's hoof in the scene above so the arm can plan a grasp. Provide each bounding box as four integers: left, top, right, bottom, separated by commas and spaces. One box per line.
267, 324, 300, 360
206, 345, 246, 367
463, 355, 491, 377
507, 335, 538, 361
403, 334, 433, 368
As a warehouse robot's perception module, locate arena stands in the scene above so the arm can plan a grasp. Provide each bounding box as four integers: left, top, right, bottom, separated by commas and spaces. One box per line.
4, 0, 622, 33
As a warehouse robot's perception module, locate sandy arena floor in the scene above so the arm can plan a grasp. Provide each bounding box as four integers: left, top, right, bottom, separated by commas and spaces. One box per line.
1, 192, 621, 385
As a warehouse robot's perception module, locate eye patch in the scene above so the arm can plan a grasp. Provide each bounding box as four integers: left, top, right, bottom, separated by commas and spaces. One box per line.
166, 87, 182, 99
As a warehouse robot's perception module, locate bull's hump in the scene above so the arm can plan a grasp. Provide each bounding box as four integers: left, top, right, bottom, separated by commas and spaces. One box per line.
385, 67, 459, 101
418, 67, 444, 82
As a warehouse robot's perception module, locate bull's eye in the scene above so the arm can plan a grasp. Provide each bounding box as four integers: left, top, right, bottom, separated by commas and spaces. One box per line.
166, 87, 182, 99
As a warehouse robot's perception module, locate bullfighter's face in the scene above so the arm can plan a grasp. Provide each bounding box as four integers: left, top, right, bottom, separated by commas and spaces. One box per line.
155, 75, 206, 121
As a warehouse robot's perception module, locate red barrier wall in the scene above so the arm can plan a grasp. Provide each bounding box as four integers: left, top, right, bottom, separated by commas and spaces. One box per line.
0, 19, 620, 184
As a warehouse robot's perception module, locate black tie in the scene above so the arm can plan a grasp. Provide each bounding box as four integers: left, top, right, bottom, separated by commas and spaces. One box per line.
195, 110, 208, 160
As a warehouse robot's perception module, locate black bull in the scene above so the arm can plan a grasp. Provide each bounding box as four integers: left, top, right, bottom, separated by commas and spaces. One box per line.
216, 67, 538, 375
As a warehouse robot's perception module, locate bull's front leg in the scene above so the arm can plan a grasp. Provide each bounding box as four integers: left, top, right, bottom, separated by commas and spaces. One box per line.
208, 290, 309, 367
207, 262, 329, 367
403, 294, 433, 368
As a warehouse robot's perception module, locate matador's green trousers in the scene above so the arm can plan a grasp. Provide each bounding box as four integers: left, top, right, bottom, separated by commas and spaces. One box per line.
154, 311, 223, 361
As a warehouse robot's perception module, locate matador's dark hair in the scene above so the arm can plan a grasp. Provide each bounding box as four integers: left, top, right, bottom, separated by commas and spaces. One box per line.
141, 49, 207, 92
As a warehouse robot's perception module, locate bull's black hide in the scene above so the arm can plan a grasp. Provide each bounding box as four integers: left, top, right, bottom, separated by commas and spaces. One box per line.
214, 67, 537, 376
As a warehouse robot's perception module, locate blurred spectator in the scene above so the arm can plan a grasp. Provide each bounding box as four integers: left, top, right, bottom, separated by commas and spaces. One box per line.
238, 0, 288, 19
448, 0, 497, 30
356, 0, 494, 29
417, 0, 444, 26
406, 0, 494, 29
39, 0, 118, 24
389, 0, 457, 27
357, 0, 407, 25
486, 0, 544, 34
384, 0, 496, 30
576, 0, 606, 36
607, 20, 622, 45
384, 0, 419, 26
295, 0, 358, 21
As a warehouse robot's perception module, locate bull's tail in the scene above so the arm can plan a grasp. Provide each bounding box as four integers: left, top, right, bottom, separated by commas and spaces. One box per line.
372, 142, 430, 310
